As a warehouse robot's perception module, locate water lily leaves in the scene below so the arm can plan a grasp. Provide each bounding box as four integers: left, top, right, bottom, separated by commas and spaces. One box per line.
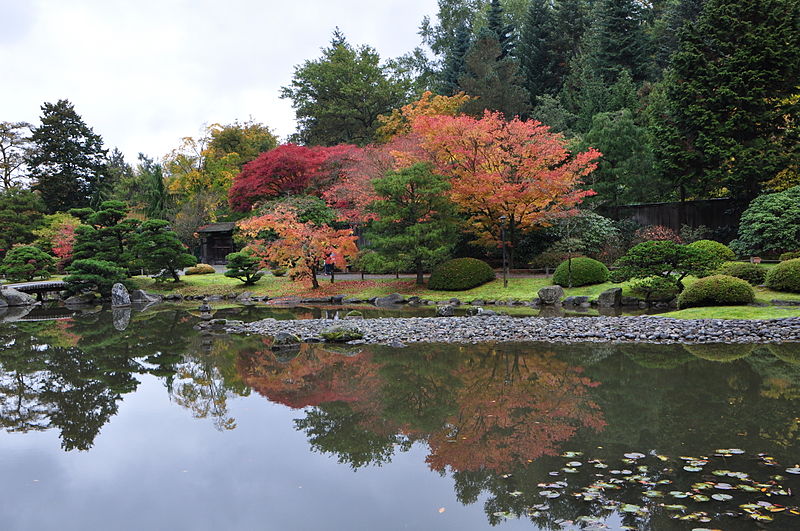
692, 494, 711, 502
492, 511, 516, 519
684, 466, 704, 472
624, 452, 646, 460
715, 448, 745, 455
566, 461, 583, 467
670, 491, 690, 498
644, 490, 664, 498
785, 467, 800, 474
620, 503, 646, 514
539, 490, 561, 499
561, 451, 583, 458
562, 467, 579, 473
663, 504, 687, 511
509, 491, 523, 497
711, 494, 733, 501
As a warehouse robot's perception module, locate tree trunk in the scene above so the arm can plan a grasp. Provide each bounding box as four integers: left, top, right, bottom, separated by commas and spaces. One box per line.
171, 269, 180, 282
311, 267, 319, 289
330, 268, 335, 284
416, 261, 424, 285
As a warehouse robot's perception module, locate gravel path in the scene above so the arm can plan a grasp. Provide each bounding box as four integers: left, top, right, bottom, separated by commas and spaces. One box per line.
237, 315, 800, 345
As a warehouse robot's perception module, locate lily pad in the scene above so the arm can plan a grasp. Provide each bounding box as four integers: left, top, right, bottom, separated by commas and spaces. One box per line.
624, 452, 646, 459
711, 494, 733, 501
785, 467, 800, 474
684, 466, 704, 472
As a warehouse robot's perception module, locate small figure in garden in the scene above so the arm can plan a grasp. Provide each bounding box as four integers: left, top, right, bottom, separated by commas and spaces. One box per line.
324, 252, 335, 276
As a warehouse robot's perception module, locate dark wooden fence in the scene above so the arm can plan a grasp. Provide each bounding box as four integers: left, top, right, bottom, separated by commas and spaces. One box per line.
600, 198, 740, 232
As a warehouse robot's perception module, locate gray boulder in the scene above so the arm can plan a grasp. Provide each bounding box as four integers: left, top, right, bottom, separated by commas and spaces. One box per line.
375, 293, 405, 306
466, 306, 497, 317
0, 287, 38, 307
272, 332, 302, 349
436, 305, 455, 317
563, 296, 589, 306
111, 283, 131, 307
130, 289, 162, 304
597, 288, 623, 308
64, 293, 98, 306
537, 285, 565, 305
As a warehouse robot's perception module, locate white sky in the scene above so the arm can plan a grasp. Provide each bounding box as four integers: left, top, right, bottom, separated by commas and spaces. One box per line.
1, 0, 439, 163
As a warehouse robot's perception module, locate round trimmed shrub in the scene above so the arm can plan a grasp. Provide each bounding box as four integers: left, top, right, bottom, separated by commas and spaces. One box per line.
780, 251, 800, 261
0, 245, 56, 281
629, 276, 679, 301
714, 262, 767, 285
677, 274, 755, 309
765, 258, 800, 293
552, 257, 610, 287
185, 263, 216, 275
428, 258, 495, 291
270, 268, 287, 277
688, 239, 736, 263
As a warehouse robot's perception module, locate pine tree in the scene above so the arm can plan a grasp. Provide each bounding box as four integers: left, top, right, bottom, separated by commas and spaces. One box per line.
660, 0, 800, 200
71, 200, 140, 272
366, 164, 457, 285
486, 0, 515, 59
584, 0, 652, 83
549, 0, 590, 85
653, 0, 706, 70
27, 100, 107, 213
518, 0, 556, 103
133, 219, 197, 282
459, 28, 531, 118
439, 21, 472, 95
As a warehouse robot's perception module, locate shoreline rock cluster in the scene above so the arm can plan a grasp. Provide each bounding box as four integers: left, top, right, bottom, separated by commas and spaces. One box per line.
231, 315, 800, 346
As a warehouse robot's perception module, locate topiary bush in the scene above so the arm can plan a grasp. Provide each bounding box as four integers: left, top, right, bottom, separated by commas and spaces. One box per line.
65, 258, 128, 297
730, 186, 800, 257
780, 251, 800, 261
714, 262, 767, 285
688, 239, 736, 264
677, 275, 755, 309
428, 258, 495, 291
552, 257, 610, 287
185, 263, 216, 275
629, 276, 679, 301
224, 249, 264, 285
613, 240, 721, 290
765, 258, 800, 293
0, 245, 56, 281
270, 268, 287, 277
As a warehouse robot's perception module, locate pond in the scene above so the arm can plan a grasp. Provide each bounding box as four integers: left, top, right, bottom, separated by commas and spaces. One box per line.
1, 306, 799, 530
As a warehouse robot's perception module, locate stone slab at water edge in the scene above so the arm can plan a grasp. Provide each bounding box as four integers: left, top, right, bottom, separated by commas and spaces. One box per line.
234, 315, 800, 345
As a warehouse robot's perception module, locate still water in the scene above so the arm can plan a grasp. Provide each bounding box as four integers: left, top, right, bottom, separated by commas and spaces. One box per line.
1, 305, 799, 530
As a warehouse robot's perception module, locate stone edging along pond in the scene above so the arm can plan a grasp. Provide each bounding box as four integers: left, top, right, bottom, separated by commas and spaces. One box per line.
226, 315, 800, 346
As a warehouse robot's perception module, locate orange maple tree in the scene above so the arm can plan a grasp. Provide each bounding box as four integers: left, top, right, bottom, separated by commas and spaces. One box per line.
237, 205, 358, 289
375, 90, 472, 142
403, 111, 601, 264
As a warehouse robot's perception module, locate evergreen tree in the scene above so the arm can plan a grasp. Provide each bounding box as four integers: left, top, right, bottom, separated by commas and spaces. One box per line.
459, 28, 531, 117
518, 0, 556, 103
70, 200, 140, 272
0, 188, 45, 255
549, 0, 590, 87
486, 0, 515, 59
653, 0, 706, 70
580, 109, 668, 205
584, 0, 652, 83
27, 100, 107, 213
439, 21, 472, 95
280, 31, 413, 146
133, 219, 197, 282
366, 164, 457, 285
660, 0, 800, 200
97, 148, 132, 208
0, 121, 31, 190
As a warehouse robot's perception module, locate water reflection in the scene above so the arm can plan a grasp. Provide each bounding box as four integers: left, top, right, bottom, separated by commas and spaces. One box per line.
0, 308, 799, 529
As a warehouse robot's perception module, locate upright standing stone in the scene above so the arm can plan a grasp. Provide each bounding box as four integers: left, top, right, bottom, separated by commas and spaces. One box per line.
537, 285, 565, 305
111, 283, 131, 307
597, 288, 623, 307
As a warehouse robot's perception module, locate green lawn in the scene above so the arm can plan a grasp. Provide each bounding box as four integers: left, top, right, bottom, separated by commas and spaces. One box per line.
130, 273, 634, 301
663, 306, 800, 319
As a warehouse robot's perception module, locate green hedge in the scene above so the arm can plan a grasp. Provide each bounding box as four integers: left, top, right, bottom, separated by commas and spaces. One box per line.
714, 262, 767, 285
688, 239, 736, 264
677, 274, 755, 309
780, 251, 800, 261
765, 258, 800, 293
552, 257, 609, 287
428, 258, 495, 291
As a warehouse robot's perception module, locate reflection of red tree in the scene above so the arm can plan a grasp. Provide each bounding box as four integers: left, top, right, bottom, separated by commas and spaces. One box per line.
237, 345, 605, 475
237, 343, 382, 410
424, 350, 605, 474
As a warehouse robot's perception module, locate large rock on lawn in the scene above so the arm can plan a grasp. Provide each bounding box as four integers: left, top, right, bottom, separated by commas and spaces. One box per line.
537, 285, 564, 305
130, 289, 162, 304
436, 305, 455, 317
374, 293, 405, 306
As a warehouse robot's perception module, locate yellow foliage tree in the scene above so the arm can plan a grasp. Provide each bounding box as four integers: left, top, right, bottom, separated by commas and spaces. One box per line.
375, 91, 472, 142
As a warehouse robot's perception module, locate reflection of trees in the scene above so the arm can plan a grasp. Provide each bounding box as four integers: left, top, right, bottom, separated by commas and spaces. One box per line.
171, 334, 252, 431
239, 343, 606, 474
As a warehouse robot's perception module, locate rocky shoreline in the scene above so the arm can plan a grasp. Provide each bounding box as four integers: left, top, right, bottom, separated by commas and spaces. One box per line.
233, 315, 800, 345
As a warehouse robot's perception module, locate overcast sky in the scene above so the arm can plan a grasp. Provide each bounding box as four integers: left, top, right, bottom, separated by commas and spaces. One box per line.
1, 0, 439, 163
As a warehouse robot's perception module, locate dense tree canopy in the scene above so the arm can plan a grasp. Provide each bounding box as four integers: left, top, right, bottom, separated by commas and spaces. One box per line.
27, 100, 108, 213
280, 30, 414, 146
